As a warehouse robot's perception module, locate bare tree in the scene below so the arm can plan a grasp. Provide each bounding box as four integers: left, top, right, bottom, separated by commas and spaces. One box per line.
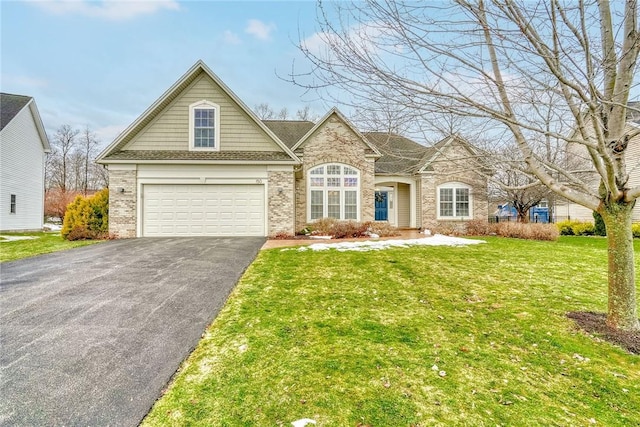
79, 126, 100, 194
490, 145, 554, 222
276, 107, 289, 120
254, 103, 277, 119
49, 125, 79, 192
296, 105, 319, 121
295, 1, 640, 331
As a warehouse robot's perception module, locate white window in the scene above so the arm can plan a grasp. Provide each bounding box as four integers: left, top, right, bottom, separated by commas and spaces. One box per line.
308, 164, 360, 221
10, 194, 16, 214
437, 183, 472, 219
189, 100, 220, 151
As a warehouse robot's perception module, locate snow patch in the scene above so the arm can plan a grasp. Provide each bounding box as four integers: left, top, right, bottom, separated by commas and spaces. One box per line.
291, 419, 316, 427
0, 235, 39, 242
295, 234, 485, 252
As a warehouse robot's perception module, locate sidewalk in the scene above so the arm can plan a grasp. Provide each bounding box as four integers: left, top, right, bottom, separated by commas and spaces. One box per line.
261, 229, 424, 250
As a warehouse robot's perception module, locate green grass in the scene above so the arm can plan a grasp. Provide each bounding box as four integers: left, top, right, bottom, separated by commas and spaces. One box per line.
142, 236, 640, 426
0, 232, 101, 262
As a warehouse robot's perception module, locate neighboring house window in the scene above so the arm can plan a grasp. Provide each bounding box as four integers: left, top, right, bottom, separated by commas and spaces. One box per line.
10, 194, 16, 214
308, 164, 359, 221
189, 100, 220, 151
437, 183, 472, 218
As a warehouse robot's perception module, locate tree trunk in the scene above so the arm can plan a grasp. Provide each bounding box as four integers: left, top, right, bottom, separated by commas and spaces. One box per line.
601, 202, 639, 331
517, 211, 529, 223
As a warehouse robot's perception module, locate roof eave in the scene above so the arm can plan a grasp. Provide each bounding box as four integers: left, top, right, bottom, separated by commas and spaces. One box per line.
97, 159, 300, 165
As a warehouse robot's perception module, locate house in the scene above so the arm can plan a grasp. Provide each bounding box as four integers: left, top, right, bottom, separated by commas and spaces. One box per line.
0, 93, 51, 232
556, 102, 640, 222
96, 61, 488, 237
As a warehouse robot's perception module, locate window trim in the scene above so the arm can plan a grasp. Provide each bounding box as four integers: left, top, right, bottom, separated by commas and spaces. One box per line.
188, 100, 220, 151
437, 182, 472, 219
307, 163, 360, 222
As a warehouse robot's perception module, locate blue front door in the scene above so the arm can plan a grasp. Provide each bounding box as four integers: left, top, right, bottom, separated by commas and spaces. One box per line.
375, 191, 388, 221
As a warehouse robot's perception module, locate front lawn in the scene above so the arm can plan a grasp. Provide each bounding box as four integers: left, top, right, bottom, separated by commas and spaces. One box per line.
0, 232, 101, 262
142, 236, 640, 426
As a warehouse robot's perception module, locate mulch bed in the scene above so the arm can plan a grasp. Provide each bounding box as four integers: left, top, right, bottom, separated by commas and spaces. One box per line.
567, 311, 639, 354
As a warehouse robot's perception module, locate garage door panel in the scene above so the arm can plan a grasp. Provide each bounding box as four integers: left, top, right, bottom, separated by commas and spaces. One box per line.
143, 184, 265, 236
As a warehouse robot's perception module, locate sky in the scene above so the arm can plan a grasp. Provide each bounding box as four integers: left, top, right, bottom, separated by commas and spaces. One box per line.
1, 0, 329, 146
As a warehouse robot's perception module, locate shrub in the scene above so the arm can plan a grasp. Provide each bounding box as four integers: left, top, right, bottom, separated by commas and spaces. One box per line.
494, 222, 559, 241
593, 211, 606, 236
432, 223, 465, 236
61, 188, 109, 241
572, 222, 595, 236
305, 218, 399, 238
557, 220, 578, 235
363, 221, 401, 237
464, 219, 492, 236
633, 223, 640, 238
556, 220, 598, 236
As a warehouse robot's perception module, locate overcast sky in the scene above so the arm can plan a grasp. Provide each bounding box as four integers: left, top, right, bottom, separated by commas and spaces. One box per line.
1, 0, 329, 146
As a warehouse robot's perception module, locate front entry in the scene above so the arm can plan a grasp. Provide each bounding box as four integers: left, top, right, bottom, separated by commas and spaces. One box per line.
375, 191, 388, 221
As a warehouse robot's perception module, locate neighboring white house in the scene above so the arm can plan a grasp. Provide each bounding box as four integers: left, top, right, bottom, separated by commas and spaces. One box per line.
0, 93, 51, 232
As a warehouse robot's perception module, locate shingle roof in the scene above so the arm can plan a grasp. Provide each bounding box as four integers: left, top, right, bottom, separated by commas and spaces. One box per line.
1, 93, 32, 131
364, 132, 433, 174
102, 150, 295, 162
262, 120, 315, 149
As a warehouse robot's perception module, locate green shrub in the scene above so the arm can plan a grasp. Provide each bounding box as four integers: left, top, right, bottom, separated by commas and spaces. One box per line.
61, 188, 109, 241
556, 220, 599, 236
556, 220, 578, 235
633, 223, 640, 238
593, 211, 606, 236
572, 222, 595, 236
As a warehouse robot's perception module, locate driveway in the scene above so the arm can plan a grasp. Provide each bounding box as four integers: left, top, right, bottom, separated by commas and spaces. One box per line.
0, 237, 264, 426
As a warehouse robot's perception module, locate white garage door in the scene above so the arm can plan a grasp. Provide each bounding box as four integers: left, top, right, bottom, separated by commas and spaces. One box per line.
143, 184, 265, 236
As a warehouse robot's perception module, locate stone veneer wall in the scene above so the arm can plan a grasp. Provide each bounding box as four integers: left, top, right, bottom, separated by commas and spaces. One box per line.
420, 143, 488, 231
268, 170, 295, 236
295, 116, 375, 231
108, 168, 137, 238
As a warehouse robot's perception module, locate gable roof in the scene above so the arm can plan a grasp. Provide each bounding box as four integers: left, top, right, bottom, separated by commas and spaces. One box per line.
0, 92, 51, 152
418, 134, 486, 173
364, 132, 432, 175
96, 60, 299, 163
1, 93, 31, 130
290, 107, 382, 157
262, 120, 315, 149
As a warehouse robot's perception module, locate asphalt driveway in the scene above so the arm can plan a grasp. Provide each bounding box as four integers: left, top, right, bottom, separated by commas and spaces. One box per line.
0, 237, 264, 426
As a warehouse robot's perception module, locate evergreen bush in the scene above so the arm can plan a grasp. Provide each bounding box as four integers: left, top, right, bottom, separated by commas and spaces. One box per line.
61, 188, 109, 240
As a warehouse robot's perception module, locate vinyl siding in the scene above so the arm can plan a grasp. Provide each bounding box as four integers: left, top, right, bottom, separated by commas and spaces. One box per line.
564, 123, 640, 221
124, 73, 281, 152
0, 105, 46, 231
397, 183, 410, 228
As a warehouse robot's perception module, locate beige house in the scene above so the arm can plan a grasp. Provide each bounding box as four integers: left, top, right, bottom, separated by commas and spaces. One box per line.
96, 61, 488, 237
556, 103, 640, 222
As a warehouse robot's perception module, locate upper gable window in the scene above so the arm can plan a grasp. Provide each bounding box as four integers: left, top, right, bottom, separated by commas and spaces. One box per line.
189, 100, 220, 151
